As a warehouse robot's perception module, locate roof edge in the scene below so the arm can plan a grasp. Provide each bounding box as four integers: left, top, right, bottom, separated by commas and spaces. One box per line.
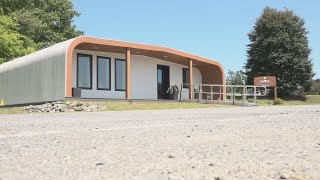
70, 36, 224, 71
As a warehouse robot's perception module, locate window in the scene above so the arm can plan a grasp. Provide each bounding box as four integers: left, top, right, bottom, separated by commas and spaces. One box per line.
97, 56, 111, 90
115, 59, 126, 91
182, 68, 189, 88
77, 54, 92, 89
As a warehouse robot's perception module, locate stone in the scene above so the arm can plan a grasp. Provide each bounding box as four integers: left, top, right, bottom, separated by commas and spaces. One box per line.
25, 106, 33, 110
24, 101, 104, 113
84, 108, 93, 112
73, 107, 83, 111
52, 101, 64, 104
96, 162, 104, 166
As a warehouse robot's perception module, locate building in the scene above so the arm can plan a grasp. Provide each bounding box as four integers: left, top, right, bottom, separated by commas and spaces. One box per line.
0, 36, 225, 106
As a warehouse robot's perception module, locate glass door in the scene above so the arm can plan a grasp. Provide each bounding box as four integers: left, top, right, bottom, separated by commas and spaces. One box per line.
157, 65, 170, 99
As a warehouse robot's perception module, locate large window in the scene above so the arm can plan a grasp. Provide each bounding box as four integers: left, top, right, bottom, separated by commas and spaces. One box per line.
115, 59, 126, 91
77, 54, 92, 89
97, 56, 111, 90
182, 68, 189, 88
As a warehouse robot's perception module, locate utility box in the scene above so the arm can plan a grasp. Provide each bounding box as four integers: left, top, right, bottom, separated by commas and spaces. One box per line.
72, 88, 81, 98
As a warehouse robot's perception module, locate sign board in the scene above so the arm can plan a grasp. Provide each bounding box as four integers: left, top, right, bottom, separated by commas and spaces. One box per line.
254, 76, 276, 87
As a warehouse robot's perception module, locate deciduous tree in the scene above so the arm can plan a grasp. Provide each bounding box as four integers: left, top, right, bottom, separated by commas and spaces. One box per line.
0, 0, 83, 63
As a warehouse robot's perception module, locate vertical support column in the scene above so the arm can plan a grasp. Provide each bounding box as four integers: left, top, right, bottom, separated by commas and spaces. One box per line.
180, 84, 183, 102
189, 59, 193, 100
126, 48, 131, 100
66, 47, 74, 97
199, 85, 202, 103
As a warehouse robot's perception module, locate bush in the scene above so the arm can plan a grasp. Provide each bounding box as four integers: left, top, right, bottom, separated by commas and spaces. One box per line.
273, 98, 284, 105
307, 79, 320, 95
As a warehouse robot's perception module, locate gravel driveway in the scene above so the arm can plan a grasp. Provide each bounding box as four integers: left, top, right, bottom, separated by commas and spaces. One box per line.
0, 105, 319, 179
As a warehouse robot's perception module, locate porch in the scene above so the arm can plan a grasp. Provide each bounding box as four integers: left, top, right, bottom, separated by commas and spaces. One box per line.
66, 37, 226, 101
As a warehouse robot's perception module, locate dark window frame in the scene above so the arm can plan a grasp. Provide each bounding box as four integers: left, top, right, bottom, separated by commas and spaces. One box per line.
115, 58, 127, 91
77, 53, 92, 90
97, 56, 111, 90
182, 68, 189, 88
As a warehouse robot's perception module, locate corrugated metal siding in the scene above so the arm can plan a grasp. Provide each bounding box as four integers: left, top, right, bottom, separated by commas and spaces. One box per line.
0, 39, 75, 105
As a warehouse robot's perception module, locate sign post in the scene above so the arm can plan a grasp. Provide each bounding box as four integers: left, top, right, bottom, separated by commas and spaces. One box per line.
254, 76, 277, 99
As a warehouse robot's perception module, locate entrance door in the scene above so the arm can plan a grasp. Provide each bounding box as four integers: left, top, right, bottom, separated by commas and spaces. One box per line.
157, 65, 170, 99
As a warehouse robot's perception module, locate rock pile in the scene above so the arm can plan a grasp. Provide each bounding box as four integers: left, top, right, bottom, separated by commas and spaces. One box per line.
25, 101, 104, 113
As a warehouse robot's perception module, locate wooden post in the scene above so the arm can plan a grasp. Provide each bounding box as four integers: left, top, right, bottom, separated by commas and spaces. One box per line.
198, 85, 202, 103
219, 85, 222, 102
242, 86, 246, 106
211, 86, 213, 101
126, 48, 131, 99
274, 86, 277, 99
254, 86, 257, 103
232, 87, 235, 105
189, 59, 193, 100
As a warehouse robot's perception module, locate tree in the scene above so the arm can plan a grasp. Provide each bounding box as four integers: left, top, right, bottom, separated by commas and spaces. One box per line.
308, 79, 320, 95
0, 16, 36, 64
226, 70, 247, 94
226, 70, 246, 85
0, 0, 83, 63
245, 7, 314, 96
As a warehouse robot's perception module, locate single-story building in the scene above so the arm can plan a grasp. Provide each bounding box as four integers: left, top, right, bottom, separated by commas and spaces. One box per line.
0, 36, 225, 106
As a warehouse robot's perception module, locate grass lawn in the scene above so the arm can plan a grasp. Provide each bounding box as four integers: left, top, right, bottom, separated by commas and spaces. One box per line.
1, 95, 319, 115
0, 107, 26, 115
89, 101, 228, 111
254, 95, 320, 106
0, 101, 228, 115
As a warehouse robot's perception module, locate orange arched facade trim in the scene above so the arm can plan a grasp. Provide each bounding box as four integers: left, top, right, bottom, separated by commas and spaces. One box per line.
66, 36, 226, 100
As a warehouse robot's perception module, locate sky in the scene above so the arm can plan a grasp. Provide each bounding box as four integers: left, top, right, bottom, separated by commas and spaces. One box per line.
72, 0, 320, 79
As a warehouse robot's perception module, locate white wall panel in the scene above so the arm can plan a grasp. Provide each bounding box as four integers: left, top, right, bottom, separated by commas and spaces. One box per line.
72, 49, 202, 100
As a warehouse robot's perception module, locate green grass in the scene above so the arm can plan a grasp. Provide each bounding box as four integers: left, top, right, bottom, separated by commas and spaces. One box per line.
89, 101, 227, 111
254, 95, 320, 106
1, 95, 319, 114
0, 107, 26, 115
0, 101, 227, 114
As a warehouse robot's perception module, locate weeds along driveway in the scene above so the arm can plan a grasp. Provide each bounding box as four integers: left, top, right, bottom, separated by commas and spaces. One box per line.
0, 105, 319, 179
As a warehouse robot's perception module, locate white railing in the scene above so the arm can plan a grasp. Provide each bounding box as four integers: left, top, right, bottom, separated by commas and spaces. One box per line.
180, 84, 267, 105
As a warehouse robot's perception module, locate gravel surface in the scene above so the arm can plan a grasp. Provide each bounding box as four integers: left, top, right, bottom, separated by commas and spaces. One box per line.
0, 105, 320, 179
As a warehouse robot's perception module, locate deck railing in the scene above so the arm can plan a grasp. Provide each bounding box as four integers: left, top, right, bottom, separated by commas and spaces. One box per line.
180, 84, 267, 106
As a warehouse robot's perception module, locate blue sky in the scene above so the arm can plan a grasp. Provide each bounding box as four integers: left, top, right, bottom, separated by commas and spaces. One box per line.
72, 0, 320, 79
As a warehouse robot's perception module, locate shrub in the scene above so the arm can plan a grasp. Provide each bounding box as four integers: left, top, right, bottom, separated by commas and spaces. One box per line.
273, 98, 284, 105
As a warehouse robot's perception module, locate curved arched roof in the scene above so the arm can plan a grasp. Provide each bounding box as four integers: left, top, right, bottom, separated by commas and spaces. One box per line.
68, 36, 223, 70
0, 36, 223, 74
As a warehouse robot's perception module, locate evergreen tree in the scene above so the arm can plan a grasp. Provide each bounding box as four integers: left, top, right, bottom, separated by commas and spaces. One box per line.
245, 7, 314, 96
